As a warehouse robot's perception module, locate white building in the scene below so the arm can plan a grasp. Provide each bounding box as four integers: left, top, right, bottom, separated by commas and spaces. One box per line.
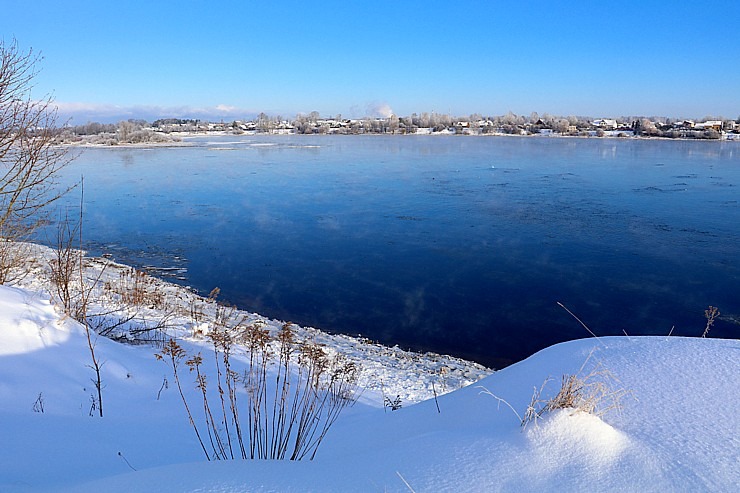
592, 119, 618, 130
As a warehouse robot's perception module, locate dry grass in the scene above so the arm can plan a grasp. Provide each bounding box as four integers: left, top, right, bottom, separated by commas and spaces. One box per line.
482, 350, 629, 430
103, 267, 166, 310
522, 351, 628, 428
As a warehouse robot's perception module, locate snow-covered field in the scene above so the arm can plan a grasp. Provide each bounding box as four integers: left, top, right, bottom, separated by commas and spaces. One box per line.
1, 244, 738, 492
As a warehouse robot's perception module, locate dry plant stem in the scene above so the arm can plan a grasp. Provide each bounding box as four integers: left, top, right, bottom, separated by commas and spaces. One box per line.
556, 302, 607, 347
397, 471, 418, 493
483, 349, 627, 429
478, 386, 523, 423
210, 326, 235, 459
156, 340, 211, 461
117, 451, 136, 471
432, 381, 441, 413
703, 306, 719, 337
161, 318, 357, 461
243, 322, 271, 459
50, 207, 80, 315
665, 325, 675, 341
533, 351, 626, 424
188, 353, 226, 460
75, 180, 103, 418
521, 378, 552, 429
32, 392, 45, 413
224, 313, 249, 460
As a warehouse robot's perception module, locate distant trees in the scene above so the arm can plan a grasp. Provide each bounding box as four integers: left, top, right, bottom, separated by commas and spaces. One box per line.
633, 118, 659, 137
42, 102, 739, 143
553, 119, 571, 134
68, 122, 117, 135
0, 39, 69, 283
55, 119, 178, 144
116, 120, 135, 141
64, 112, 736, 140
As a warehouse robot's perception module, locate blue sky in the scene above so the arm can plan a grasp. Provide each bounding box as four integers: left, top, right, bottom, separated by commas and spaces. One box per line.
5, 1, 740, 123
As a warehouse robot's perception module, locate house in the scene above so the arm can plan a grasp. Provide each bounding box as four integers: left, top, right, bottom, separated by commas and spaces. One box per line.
592, 119, 618, 130
695, 120, 723, 131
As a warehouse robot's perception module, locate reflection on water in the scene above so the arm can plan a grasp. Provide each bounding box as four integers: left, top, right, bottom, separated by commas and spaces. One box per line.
40, 135, 740, 368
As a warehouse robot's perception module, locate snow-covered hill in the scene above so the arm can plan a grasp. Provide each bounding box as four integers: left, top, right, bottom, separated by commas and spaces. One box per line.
1, 281, 738, 492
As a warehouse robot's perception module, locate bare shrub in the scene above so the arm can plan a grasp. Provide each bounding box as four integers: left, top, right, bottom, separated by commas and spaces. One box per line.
0, 237, 32, 284
49, 208, 82, 317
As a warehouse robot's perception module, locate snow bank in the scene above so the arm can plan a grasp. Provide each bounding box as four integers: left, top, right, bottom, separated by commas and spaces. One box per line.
0, 286, 72, 356
40, 335, 738, 492
1, 261, 738, 491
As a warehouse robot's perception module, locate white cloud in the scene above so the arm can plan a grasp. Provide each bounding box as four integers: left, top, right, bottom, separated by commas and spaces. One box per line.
215, 104, 238, 113
53, 102, 257, 123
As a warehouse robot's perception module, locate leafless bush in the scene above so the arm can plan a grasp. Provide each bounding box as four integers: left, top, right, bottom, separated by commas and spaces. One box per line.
49, 209, 82, 317
0, 237, 31, 284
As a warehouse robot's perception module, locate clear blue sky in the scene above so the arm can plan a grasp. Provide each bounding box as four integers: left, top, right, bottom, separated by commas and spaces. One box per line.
5, 0, 740, 123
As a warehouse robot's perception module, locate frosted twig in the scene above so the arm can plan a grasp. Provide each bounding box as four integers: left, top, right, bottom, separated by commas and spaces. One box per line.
478, 386, 523, 422
396, 471, 417, 493
557, 302, 607, 348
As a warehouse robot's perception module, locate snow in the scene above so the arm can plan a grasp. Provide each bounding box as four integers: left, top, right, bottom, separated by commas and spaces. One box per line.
1, 244, 738, 492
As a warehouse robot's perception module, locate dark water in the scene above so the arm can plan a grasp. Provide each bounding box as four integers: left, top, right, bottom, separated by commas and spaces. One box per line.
42, 136, 740, 368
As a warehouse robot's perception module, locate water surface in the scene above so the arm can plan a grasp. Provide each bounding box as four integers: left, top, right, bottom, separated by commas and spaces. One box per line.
43, 135, 739, 367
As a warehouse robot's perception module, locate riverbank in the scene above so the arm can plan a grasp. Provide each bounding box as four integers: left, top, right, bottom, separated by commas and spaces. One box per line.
55, 127, 740, 148
10, 242, 491, 405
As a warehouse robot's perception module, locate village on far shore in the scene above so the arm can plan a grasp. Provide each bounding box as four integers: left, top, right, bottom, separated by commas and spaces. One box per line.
54, 112, 740, 146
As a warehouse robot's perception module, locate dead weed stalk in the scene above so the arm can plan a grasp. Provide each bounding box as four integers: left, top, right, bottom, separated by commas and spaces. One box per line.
156, 317, 359, 461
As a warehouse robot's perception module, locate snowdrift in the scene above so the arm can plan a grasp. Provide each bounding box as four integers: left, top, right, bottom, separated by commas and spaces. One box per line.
1, 284, 738, 492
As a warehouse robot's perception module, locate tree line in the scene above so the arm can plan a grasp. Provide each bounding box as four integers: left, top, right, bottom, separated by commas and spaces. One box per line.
55, 111, 739, 141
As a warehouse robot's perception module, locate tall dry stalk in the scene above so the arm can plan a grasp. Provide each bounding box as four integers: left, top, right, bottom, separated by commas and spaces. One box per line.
156, 339, 211, 460
702, 306, 719, 337
159, 315, 358, 461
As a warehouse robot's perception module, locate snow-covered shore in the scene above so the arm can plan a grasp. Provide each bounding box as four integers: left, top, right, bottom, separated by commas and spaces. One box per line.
1, 243, 738, 492
56, 129, 740, 148
9, 242, 491, 405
